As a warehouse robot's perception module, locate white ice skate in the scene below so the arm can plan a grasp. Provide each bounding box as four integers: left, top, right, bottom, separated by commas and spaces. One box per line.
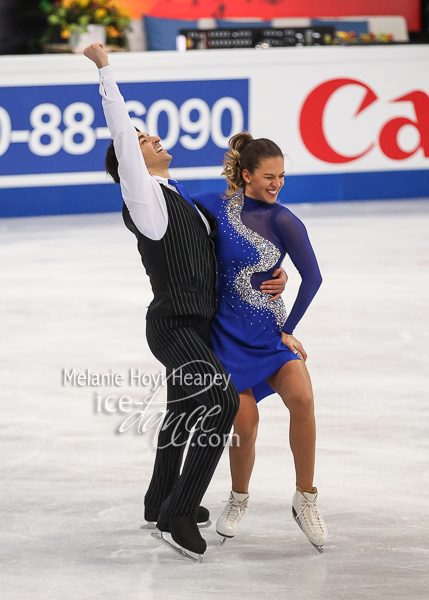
216, 491, 249, 543
292, 487, 327, 553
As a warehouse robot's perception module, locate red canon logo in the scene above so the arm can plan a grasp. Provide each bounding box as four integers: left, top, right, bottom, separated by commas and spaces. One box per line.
299, 78, 429, 163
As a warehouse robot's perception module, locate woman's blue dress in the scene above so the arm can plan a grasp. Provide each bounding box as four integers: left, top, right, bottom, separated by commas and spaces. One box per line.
193, 192, 322, 402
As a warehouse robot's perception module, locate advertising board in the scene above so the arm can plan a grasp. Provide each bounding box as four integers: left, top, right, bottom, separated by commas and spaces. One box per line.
0, 45, 428, 217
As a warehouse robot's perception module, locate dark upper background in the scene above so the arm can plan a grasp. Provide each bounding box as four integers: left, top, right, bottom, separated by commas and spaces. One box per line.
0, 0, 428, 55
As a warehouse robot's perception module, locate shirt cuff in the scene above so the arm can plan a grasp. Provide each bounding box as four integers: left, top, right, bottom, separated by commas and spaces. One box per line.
99, 65, 115, 80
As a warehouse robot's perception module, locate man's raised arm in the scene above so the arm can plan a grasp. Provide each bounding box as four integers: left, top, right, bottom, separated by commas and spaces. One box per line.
84, 44, 168, 239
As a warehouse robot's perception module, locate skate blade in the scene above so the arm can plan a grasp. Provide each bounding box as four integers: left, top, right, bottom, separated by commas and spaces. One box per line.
216, 531, 234, 545
143, 519, 211, 530
151, 531, 204, 563
198, 518, 212, 529
292, 510, 325, 554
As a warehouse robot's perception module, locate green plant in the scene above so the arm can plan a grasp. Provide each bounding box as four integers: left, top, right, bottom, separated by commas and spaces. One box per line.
40, 0, 132, 46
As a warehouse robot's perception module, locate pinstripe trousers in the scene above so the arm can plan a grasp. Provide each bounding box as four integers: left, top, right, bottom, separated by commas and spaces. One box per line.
145, 316, 240, 517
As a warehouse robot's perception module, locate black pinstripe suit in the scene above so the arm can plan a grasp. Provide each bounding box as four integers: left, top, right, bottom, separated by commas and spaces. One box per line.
123, 186, 239, 517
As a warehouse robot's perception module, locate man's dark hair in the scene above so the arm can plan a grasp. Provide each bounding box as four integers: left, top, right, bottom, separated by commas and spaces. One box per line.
105, 127, 141, 184
105, 140, 120, 184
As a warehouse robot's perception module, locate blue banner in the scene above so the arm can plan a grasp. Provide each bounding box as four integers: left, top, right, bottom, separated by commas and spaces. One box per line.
0, 78, 249, 177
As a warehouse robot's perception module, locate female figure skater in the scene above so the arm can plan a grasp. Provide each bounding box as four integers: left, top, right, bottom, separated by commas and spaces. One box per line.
193, 133, 327, 552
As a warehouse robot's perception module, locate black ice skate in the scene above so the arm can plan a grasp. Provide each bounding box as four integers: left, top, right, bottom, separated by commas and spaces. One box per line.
143, 504, 211, 529
151, 514, 207, 563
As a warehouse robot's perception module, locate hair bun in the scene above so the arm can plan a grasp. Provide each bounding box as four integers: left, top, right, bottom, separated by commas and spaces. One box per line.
221, 133, 253, 198
229, 132, 253, 155
222, 132, 282, 199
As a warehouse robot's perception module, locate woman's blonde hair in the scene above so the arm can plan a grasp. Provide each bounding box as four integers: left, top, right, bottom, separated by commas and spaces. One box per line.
222, 132, 283, 198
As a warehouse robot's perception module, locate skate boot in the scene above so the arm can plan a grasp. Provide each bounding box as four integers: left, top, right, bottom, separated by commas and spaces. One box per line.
144, 504, 210, 528
292, 487, 327, 553
216, 491, 249, 542
152, 513, 207, 563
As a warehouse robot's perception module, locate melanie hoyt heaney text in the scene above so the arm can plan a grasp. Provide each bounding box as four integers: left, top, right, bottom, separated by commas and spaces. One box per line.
62, 368, 231, 391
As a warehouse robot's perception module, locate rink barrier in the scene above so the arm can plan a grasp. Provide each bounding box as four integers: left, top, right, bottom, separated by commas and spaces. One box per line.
2, 169, 429, 218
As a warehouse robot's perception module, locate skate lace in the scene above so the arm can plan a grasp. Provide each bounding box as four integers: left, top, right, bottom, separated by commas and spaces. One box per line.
223, 497, 248, 526
297, 498, 326, 533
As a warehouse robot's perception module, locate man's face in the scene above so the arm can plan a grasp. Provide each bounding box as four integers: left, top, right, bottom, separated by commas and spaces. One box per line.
137, 131, 172, 172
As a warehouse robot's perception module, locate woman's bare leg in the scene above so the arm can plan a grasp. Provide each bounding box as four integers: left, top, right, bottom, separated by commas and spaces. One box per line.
216, 389, 258, 538
266, 358, 315, 491
229, 388, 259, 494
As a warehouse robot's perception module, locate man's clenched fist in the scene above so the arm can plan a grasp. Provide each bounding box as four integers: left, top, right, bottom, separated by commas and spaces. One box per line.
83, 43, 109, 68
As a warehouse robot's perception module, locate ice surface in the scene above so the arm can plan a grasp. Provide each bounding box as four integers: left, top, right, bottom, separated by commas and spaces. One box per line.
0, 200, 428, 600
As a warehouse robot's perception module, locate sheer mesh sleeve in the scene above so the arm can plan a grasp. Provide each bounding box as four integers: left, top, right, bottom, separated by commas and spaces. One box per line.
272, 207, 322, 335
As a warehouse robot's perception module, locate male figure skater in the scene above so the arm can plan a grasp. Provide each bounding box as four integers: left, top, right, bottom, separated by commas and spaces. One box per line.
84, 44, 285, 560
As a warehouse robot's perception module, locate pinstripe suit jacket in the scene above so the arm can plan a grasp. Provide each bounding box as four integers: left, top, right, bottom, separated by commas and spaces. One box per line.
122, 185, 218, 321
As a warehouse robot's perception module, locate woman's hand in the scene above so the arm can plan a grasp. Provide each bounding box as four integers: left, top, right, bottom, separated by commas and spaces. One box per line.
281, 332, 307, 361
260, 268, 288, 301
83, 43, 109, 68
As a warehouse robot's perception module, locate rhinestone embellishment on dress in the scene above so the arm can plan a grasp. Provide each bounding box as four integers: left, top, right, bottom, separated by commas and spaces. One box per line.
225, 192, 287, 330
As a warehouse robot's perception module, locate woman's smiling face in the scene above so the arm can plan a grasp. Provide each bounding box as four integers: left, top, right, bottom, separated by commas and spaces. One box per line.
242, 156, 285, 204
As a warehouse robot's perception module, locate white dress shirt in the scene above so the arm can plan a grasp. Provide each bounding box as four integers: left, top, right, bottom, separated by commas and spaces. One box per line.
99, 65, 210, 239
